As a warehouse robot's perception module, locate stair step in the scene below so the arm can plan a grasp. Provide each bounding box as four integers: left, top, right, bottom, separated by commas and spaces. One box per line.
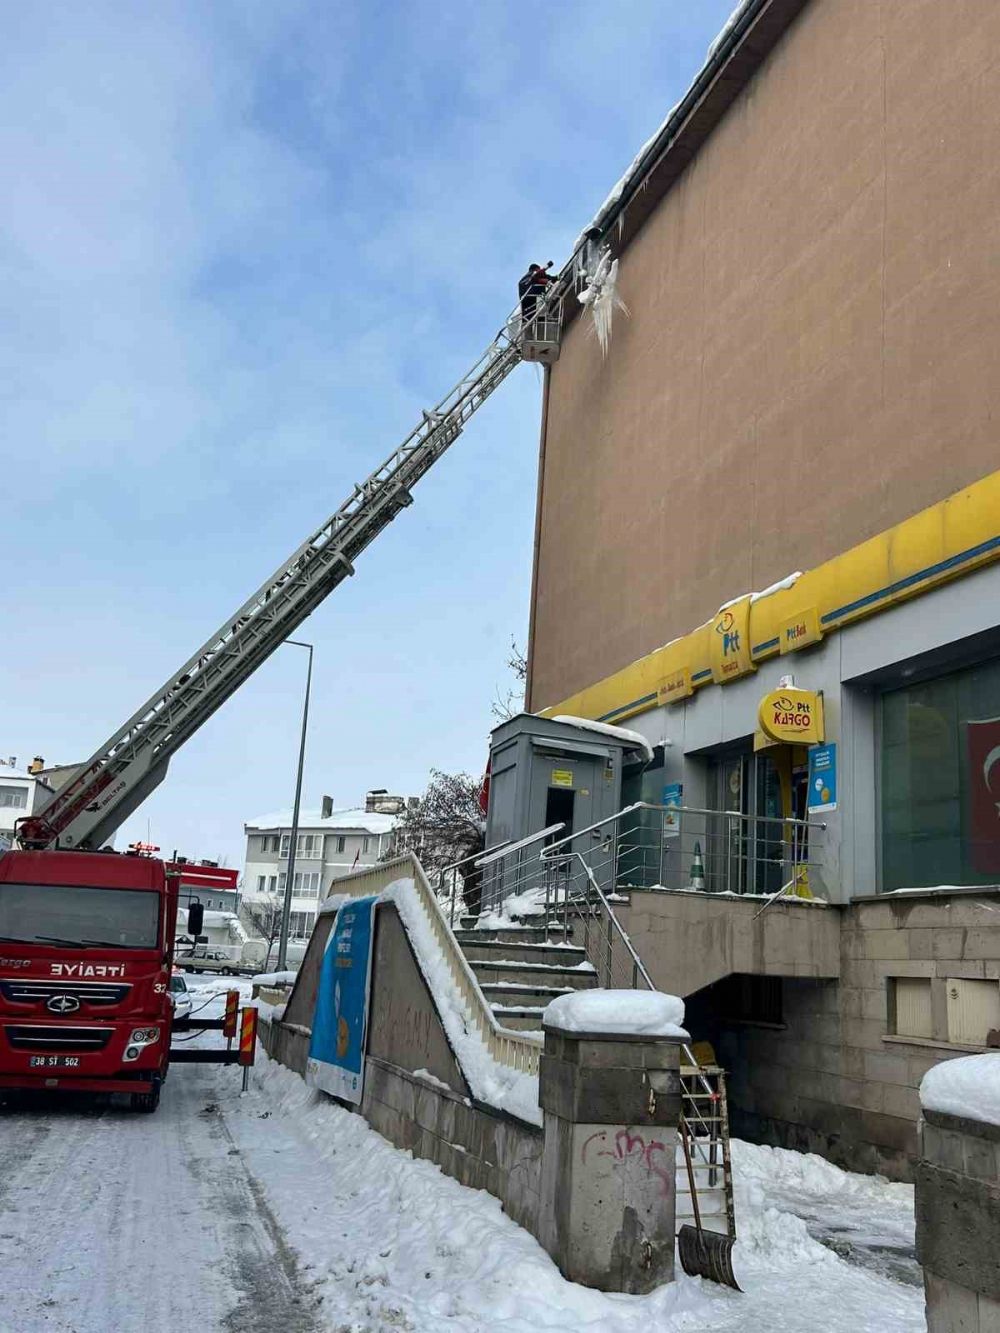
490, 1005, 548, 1032
470, 959, 597, 990
460, 939, 588, 967
454, 926, 550, 945
480, 983, 576, 1005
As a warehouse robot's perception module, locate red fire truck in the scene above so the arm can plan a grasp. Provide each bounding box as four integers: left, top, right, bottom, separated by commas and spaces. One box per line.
0, 849, 202, 1112
0, 267, 565, 1111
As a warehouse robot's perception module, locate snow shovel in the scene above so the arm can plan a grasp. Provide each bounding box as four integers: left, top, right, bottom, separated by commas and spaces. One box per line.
677, 1119, 741, 1291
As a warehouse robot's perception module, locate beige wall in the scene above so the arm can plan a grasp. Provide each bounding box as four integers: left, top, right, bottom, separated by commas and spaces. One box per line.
529, 0, 1000, 710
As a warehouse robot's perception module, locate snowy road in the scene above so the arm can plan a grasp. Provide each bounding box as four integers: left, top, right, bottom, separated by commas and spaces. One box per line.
1, 977, 927, 1333
0, 979, 322, 1333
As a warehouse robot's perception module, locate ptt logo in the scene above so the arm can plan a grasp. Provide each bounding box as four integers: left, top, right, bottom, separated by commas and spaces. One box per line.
771, 696, 813, 728
716, 610, 740, 657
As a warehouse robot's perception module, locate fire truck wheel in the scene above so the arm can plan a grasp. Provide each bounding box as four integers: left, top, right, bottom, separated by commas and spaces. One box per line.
131, 1075, 162, 1114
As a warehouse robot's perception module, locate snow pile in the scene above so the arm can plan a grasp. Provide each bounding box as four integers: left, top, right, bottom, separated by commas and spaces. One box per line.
382, 876, 544, 1126
552, 714, 654, 762
920, 1053, 1000, 1126
224, 1054, 925, 1331
544, 988, 687, 1038
732, 1140, 914, 1218
250, 969, 297, 987
237, 1049, 729, 1331
253, 996, 286, 1023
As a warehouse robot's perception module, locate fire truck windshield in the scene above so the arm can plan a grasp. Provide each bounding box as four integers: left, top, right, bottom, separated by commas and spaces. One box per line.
0, 882, 160, 950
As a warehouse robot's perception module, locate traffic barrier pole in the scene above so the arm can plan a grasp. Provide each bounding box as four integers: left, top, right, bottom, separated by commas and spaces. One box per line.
224, 990, 239, 1047
239, 1006, 258, 1092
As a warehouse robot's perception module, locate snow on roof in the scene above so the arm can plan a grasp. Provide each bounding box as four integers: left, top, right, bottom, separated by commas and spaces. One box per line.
920, 1053, 1000, 1127
580, 0, 754, 241
544, 989, 688, 1039
245, 806, 398, 835
551, 715, 655, 763
0, 765, 53, 790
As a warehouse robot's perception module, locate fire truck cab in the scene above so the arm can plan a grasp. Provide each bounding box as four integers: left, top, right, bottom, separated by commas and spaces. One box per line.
0, 849, 186, 1112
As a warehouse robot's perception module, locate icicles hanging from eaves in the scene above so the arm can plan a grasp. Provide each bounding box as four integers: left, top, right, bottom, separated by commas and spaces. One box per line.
578, 243, 629, 357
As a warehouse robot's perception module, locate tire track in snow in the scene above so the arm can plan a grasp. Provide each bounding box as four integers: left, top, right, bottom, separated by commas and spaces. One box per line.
0, 1059, 319, 1332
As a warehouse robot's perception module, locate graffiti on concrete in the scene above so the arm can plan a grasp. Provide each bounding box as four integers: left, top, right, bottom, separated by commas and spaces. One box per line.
581, 1128, 673, 1197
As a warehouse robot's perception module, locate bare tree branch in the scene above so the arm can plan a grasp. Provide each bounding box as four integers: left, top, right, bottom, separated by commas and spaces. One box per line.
391, 769, 485, 876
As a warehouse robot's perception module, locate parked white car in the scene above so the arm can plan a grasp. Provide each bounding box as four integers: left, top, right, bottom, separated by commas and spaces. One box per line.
169, 971, 192, 1019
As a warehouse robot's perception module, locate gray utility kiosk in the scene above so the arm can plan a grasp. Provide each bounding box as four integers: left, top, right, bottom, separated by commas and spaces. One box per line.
485, 713, 651, 879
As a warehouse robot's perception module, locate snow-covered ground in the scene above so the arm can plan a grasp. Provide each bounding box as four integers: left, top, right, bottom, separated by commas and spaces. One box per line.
0, 975, 925, 1332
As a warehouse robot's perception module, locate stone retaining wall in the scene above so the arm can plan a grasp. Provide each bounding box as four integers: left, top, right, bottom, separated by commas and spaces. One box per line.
362, 1055, 544, 1236
916, 1108, 1000, 1331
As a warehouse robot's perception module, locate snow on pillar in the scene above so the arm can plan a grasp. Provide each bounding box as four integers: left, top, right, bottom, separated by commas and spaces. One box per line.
917, 1054, 1000, 1331
537, 990, 686, 1294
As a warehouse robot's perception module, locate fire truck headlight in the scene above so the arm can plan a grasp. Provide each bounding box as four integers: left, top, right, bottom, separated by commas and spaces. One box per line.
124, 1046, 141, 1062
129, 1027, 160, 1046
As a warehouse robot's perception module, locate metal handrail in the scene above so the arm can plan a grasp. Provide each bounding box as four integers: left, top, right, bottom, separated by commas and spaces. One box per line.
476, 823, 565, 868
542, 800, 826, 861
435, 840, 511, 927
476, 822, 568, 921
547, 848, 715, 1100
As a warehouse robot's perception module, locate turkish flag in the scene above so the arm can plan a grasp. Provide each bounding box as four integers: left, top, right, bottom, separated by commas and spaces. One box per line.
966, 718, 1000, 874
477, 756, 491, 818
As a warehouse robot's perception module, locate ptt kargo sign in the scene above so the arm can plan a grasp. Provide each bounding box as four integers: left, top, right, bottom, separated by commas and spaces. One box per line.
757, 688, 824, 744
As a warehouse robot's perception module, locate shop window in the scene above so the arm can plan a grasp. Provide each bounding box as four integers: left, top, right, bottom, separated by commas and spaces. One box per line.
946, 978, 1000, 1046
890, 978, 932, 1039
881, 659, 1000, 890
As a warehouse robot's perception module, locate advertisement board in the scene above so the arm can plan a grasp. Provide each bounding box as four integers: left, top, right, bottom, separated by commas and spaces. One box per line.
306, 895, 378, 1103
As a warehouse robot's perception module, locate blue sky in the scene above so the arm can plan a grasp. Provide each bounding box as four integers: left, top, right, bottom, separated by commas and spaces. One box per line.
2, 0, 737, 868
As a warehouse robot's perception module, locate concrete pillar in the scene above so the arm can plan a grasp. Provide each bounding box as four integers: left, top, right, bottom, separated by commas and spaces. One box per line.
537, 1014, 683, 1293
916, 1060, 1000, 1331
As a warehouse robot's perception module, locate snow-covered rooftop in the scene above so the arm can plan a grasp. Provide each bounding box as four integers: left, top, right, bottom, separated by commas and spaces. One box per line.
582, 1, 755, 239
551, 715, 655, 763
245, 806, 398, 835
0, 765, 53, 789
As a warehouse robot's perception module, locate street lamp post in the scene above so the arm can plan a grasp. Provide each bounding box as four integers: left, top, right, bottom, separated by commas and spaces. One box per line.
277, 640, 313, 973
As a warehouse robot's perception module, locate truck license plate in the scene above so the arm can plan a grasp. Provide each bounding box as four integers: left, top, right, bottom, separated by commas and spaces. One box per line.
29, 1056, 81, 1069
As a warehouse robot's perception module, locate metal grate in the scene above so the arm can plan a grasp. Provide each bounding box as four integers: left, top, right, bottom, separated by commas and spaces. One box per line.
0, 980, 131, 1007
4, 1025, 114, 1052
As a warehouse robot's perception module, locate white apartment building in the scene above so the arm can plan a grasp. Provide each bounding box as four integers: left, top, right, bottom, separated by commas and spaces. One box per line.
0, 758, 55, 841
241, 796, 400, 937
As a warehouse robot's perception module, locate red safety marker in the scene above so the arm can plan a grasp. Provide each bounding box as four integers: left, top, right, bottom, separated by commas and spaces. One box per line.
238, 1006, 258, 1067
223, 990, 239, 1041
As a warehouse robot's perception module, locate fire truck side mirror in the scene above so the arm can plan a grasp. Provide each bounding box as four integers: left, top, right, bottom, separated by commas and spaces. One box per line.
187, 901, 204, 937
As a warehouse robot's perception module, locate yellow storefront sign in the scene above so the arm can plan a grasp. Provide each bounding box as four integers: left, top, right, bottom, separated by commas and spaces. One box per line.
658, 666, 693, 705
710, 598, 755, 684
757, 688, 825, 744
550, 769, 574, 788
778, 607, 823, 655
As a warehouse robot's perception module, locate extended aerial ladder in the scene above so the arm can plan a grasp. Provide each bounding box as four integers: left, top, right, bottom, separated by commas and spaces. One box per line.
17, 282, 568, 852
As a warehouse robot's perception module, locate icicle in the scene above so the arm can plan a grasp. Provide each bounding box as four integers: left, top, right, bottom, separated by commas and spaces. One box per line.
577, 244, 629, 357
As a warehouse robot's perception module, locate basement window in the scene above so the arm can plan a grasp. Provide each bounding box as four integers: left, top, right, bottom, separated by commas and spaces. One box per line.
722, 975, 783, 1027
945, 977, 1000, 1046
889, 977, 932, 1039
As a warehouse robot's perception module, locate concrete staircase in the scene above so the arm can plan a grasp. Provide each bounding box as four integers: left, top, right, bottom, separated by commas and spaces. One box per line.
454, 919, 597, 1032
